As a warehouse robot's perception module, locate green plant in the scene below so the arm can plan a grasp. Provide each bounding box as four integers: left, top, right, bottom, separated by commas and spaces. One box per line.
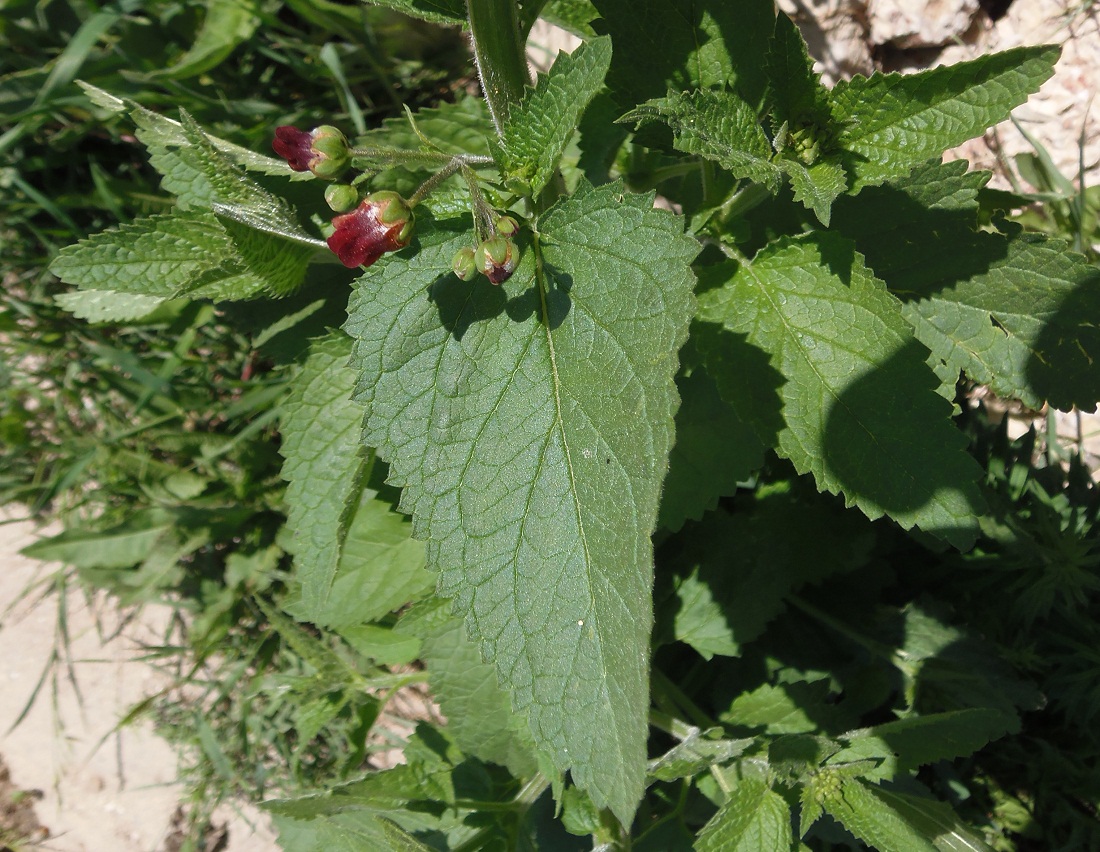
30, 0, 1100, 849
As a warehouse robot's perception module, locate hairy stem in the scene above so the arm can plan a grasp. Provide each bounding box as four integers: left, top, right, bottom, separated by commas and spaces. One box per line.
467, 0, 530, 135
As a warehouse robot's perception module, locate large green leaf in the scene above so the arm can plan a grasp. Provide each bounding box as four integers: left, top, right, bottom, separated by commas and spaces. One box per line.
696, 233, 985, 548
591, 0, 775, 110
830, 46, 1059, 190
831, 160, 1100, 411
78, 82, 294, 177
500, 36, 612, 196
695, 777, 793, 851
345, 183, 698, 823
357, 0, 465, 25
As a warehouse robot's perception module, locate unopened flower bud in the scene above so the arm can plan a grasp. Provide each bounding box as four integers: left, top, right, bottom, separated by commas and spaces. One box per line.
273, 125, 350, 179
451, 246, 477, 281
474, 236, 518, 285
494, 215, 520, 237
327, 191, 414, 268
324, 184, 359, 212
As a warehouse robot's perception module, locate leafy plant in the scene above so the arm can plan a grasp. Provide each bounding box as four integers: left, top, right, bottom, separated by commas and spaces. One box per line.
32, 0, 1100, 848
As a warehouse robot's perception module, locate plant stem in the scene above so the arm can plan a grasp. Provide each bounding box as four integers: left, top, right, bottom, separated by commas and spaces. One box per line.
466, 0, 530, 135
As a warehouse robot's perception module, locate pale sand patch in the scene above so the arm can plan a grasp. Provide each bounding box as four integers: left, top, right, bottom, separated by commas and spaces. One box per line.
0, 507, 277, 851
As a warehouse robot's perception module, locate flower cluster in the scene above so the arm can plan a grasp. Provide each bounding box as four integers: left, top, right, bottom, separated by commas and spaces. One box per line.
272, 125, 521, 277
452, 216, 521, 285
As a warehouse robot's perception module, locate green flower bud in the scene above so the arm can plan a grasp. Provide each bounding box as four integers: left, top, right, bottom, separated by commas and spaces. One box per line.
324, 184, 359, 213
494, 215, 520, 237
451, 246, 477, 281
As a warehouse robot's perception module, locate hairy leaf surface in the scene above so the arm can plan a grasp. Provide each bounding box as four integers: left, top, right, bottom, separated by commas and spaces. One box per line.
696, 234, 985, 548
500, 36, 611, 196
696, 777, 793, 851
345, 183, 698, 823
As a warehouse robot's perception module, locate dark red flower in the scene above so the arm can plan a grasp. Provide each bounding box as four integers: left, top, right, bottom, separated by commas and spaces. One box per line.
272, 125, 350, 178
327, 191, 414, 268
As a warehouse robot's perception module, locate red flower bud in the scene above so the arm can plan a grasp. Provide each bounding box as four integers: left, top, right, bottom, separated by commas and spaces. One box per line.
273, 125, 350, 179
474, 236, 518, 285
327, 191, 414, 269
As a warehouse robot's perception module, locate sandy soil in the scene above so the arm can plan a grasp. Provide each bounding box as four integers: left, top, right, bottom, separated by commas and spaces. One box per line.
0, 507, 277, 852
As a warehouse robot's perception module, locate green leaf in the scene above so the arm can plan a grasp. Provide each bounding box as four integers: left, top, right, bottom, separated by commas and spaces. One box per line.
776, 156, 846, 225
353, 0, 465, 25
658, 368, 764, 532
397, 598, 538, 777
696, 234, 985, 549
667, 486, 873, 659
500, 36, 612, 196
620, 90, 782, 193
279, 333, 431, 629
592, 0, 775, 110
695, 777, 793, 852
176, 110, 322, 247
874, 787, 996, 852
77, 82, 294, 177
154, 0, 261, 80
822, 778, 940, 852
21, 509, 174, 569
540, 0, 598, 36
831, 160, 1100, 410
647, 728, 752, 783
830, 46, 1060, 190
345, 183, 699, 824
836, 709, 1016, 782
337, 625, 421, 666
52, 289, 168, 323
49, 211, 313, 301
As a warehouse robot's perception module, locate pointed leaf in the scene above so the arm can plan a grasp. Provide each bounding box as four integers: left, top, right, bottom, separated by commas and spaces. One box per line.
501, 37, 612, 196
696, 777, 793, 852
777, 156, 846, 225
697, 234, 985, 548
830, 46, 1060, 190
765, 11, 833, 132
280, 335, 431, 628
77, 81, 294, 177
874, 787, 996, 852
345, 183, 699, 824
620, 90, 782, 193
